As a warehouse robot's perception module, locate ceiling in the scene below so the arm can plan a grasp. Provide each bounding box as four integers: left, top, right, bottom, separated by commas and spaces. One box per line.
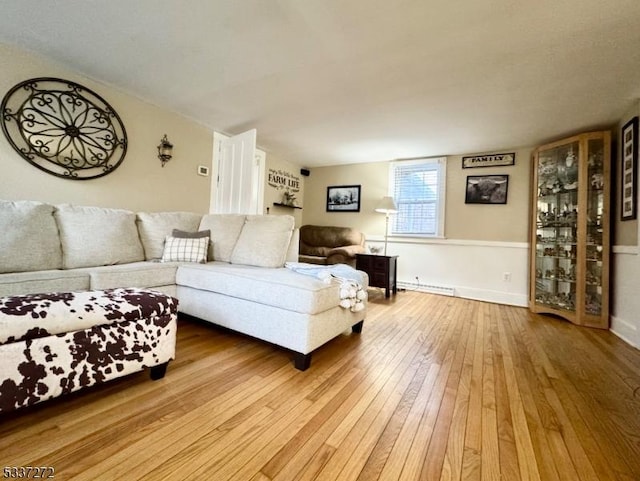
1, 0, 639, 168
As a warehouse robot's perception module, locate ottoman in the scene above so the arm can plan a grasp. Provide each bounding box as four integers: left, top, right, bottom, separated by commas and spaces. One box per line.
0, 288, 177, 413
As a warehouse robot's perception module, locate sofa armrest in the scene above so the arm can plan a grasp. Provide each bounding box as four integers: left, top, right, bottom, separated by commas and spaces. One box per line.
326, 245, 366, 266
328, 245, 366, 258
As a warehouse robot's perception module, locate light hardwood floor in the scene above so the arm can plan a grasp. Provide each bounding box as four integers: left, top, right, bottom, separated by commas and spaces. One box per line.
2, 290, 640, 481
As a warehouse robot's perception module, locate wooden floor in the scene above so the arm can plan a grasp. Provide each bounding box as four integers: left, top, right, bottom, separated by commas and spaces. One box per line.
2, 291, 640, 481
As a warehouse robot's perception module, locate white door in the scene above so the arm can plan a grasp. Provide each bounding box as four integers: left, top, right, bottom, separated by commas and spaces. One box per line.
210, 129, 264, 214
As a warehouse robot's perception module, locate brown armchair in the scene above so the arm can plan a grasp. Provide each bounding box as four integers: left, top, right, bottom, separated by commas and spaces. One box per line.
298, 225, 366, 267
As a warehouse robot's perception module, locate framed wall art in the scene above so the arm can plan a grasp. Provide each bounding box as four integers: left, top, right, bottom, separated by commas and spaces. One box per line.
462, 152, 515, 169
465, 175, 509, 204
1, 77, 127, 180
326, 185, 361, 212
621, 116, 638, 221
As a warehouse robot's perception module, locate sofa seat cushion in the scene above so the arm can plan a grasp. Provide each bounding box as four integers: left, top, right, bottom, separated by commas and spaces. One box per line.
0, 200, 62, 273
176, 262, 341, 315
78, 261, 180, 290
0, 288, 177, 345
55, 205, 145, 269
0, 270, 91, 297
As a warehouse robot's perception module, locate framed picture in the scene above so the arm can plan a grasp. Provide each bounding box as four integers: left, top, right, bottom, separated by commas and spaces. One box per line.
462, 152, 515, 169
326, 185, 361, 212
621, 117, 638, 221
465, 175, 509, 204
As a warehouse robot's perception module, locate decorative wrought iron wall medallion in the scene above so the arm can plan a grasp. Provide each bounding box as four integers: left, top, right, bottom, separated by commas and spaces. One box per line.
1, 77, 128, 180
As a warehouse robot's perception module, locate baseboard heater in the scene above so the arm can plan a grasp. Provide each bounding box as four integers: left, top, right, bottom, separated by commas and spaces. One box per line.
397, 281, 455, 296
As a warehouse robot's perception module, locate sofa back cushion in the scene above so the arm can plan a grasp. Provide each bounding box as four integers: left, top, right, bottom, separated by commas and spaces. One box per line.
136, 211, 202, 260
299, 225, 365, 255
230, 215, 294, 268
55, 205, 145, 269
198, 214, 246, 262
0, 200, 62, 273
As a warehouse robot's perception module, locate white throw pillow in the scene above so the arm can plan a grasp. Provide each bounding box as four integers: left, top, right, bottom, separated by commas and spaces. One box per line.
161, 236, 209, 263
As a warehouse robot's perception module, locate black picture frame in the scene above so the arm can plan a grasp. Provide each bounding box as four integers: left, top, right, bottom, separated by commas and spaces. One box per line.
465, 175, 509, 204
621, 116, 638, 221
326, 185, 361, 212
462, 152, 515, 169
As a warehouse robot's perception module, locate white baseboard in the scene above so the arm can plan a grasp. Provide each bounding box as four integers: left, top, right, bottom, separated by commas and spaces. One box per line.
455, 286, 528, 307
610, 315, 640, 349
397, 281, 454, 296
397, 281, 528, 307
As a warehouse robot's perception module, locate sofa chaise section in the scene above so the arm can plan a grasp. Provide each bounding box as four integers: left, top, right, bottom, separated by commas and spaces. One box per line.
176, 262, 367, 369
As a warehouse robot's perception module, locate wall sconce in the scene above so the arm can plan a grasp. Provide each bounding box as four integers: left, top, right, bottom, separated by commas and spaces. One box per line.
157, 134, 173, 167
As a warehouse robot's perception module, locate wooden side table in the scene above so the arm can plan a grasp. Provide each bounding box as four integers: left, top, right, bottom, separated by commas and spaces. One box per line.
356, 254, 398, 298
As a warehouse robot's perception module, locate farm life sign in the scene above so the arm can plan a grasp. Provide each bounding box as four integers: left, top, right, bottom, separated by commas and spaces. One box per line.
462, 152, 515, 169
268, 168, 301, 192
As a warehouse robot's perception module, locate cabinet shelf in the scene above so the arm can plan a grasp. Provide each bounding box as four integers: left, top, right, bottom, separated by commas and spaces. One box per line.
529, 131, 610, 329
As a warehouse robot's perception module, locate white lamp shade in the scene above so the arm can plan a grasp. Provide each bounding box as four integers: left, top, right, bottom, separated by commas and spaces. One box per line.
375, 196, 398, 214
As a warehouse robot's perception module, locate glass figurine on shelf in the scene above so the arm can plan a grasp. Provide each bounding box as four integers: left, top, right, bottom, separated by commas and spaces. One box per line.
562, 148, 578, 190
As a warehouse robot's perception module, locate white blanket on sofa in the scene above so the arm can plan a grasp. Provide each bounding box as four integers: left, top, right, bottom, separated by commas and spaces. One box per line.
284, 262, 367, 312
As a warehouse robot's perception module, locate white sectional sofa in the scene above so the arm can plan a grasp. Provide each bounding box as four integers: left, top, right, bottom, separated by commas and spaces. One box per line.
0, 200, 368, 370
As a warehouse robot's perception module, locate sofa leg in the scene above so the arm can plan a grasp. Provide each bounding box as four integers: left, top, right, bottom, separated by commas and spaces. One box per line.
352, 320, 364, 334
150, 362, 169, 380
294, 353, 312, 371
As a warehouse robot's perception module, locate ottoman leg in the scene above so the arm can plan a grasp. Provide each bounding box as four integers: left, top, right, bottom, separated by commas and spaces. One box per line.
352, 320, 364, 334
293, 353, 312, 371
150, 362, 169, 380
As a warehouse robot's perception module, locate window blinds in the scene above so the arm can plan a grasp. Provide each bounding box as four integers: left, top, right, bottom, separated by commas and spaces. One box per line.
390, 159, 444, 235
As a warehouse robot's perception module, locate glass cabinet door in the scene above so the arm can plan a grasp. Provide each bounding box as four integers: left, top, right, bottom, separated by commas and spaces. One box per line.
534, 141, 579, 316
584, 138, 605, 317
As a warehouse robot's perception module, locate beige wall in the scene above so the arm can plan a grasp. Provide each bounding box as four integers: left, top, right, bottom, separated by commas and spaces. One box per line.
0, 43, 213, 213
264, 154, 304, 226
614, 101, 639, 246
446, 148, 532, 242
301, 161, 388, 237
302, 148, 532, 243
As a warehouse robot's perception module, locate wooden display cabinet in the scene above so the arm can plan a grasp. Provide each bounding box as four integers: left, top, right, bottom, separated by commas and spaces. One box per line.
529, 131, 610, 328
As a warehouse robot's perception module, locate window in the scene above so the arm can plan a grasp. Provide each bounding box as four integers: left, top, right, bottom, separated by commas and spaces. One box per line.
389, 157, 446, 237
